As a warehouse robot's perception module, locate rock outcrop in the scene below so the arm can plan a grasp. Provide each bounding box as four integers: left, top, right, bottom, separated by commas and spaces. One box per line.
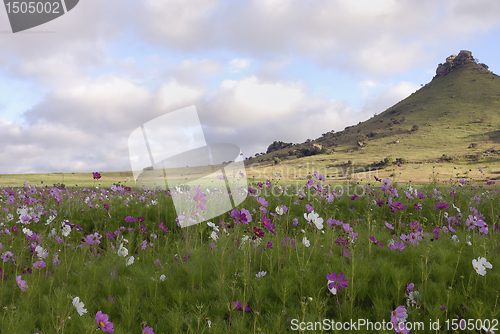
435, 50, 475, 78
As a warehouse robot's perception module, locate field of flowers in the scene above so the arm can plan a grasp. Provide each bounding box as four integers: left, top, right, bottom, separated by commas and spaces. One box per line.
0, 168, 499, 333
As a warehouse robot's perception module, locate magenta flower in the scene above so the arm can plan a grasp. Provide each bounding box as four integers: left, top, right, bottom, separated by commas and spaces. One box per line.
143, 326, 155, 334
350, 194, 359, 200
406, 283, 414, 293
434, 202, 449, 210
158, 222, 168, 232
326, 272, 349, 293
267, 241, 273, 249
256, 196, 268, 207
95, 311, 114, 333
230, 208, 252, 225
232, 301, 250, 311
33, 260, 46, 269
253, 227, 264, 238
140, 225, 147, 234
193, 190, 207, 211
385, 222, 394, 230
397, 161, 402, 167
124, 216, 136, 223
391, 305, 408, 326
433, 227, 440, 240
382, 178, 391, 188
414, 203, 422, 211
389, 241, 405, 252
16, 275, 27, 292
261, 214, 275, 234
486, 181, 495, 185
92, 172, 101, 180
209, 242, 216, 249
479, 166, 483, 174
368, 235, 384, 247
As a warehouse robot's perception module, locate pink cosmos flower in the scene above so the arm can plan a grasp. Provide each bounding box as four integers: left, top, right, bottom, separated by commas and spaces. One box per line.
33, 260, 46, 269
261, 214, 275, 234
124, 216, 136, 223
368, 235, 384, 247
95, 311, 114, 333
326, 272, 349, 293
255, 196, 268, 207
92, 172, 101, 180
142, 326, 154, 334
16, 275, 27, 292
389, 241, 405, 253
434, 202, 449, 210
193, 190, 207, 211
391, 305, 408, 326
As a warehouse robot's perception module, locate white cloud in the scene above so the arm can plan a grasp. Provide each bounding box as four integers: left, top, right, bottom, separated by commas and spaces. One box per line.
203, 76, 305, 127
227, 58, 252, 73
359, 81, 421, 116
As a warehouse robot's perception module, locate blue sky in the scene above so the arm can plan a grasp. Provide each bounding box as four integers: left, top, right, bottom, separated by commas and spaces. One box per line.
1, 0, 500, 174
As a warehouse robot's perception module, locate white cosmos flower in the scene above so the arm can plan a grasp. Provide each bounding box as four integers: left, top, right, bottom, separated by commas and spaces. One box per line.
126, 256, 134, 266
305, 211, 323, 229
117, 244, 128, 257
210, 231, 218, 241
276, 206, 284, 215
35, 245, 48, 259
160, 274, 166, 281
22, 228, 33, 236
472, 257, 492, 276
62, 225, 71, 237
256, 271, 267, 278
72, 297, 87, 316
302, 237, 310, 247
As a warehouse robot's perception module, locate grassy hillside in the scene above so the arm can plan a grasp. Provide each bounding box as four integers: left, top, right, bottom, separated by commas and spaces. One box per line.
245, 56, 500, 183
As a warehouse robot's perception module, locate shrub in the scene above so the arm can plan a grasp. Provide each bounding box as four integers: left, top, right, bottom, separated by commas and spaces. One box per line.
469, 143, 478, 149
411, 124, 419, 132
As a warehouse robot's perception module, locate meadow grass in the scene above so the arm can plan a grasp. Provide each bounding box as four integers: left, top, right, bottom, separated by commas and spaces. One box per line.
0, 168, 499, 333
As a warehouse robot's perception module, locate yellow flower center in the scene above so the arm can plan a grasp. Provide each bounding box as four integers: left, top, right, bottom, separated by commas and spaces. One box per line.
99, 321, 105, 328
38, 264, 42, 268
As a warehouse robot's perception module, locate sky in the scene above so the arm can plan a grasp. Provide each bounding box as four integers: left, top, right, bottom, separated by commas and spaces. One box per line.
1, 0, 500, 174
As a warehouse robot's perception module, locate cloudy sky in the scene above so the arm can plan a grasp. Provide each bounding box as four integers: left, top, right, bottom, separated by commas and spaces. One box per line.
1, 0, 500, 174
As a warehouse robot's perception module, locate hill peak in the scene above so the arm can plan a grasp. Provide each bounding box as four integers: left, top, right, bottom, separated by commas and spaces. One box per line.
434, 50, 489, 78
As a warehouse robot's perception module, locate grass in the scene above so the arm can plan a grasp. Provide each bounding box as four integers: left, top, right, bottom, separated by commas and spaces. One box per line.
0, 166, 499, 333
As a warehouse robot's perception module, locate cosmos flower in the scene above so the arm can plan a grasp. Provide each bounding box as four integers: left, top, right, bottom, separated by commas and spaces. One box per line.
95, 311, 114, 333
72, 297, 88, 316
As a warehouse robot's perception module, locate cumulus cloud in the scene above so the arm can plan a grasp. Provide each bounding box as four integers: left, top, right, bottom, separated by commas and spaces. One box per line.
358, 81, 421, 116
0, 0, 499, 174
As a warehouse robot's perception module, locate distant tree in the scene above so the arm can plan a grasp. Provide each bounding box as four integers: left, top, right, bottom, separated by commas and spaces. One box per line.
411, 124, 419, 132
273, 157, 281, 165
266, 140, 293, 154
143, 166, 154, 171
